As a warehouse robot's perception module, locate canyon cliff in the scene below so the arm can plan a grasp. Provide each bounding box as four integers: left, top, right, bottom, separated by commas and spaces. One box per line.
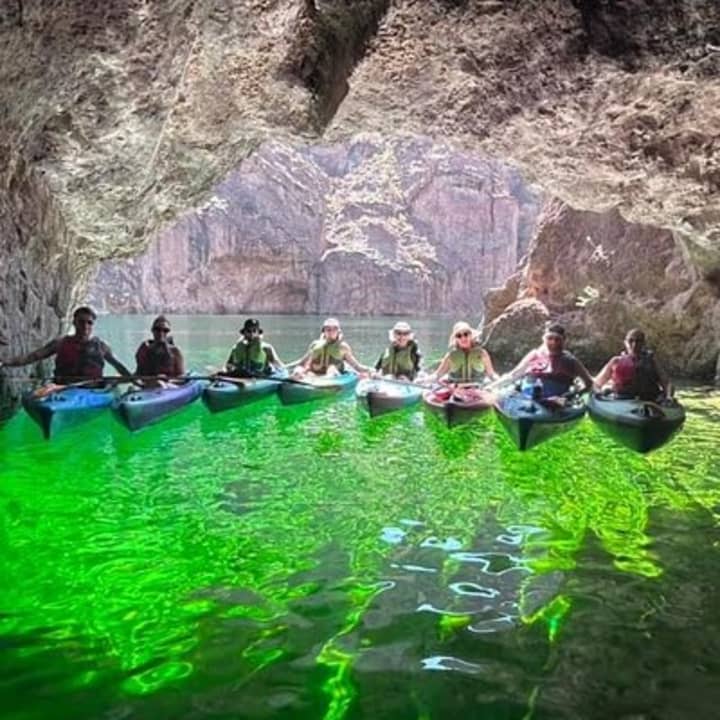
88, 137, 539, 316
1, 0, 719, 411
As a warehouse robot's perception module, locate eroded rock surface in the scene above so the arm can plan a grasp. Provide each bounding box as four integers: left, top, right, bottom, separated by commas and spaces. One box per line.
484, 199, 717, 377
1, 0, 719, 409
88, 137, 539, 316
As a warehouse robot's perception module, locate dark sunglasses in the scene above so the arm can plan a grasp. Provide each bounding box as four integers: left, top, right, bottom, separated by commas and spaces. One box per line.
394, 330, 410, 336
153, 327, 170, 333
455, 331, 471, 339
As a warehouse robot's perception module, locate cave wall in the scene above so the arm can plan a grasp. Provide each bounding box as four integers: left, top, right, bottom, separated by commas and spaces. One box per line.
1, 0, 719, 410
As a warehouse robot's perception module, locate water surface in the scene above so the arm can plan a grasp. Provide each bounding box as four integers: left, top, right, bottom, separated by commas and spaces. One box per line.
1, 316, 719, 720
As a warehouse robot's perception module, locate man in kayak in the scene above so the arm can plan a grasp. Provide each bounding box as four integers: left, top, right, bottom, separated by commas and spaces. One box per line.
373, 321, 423, 381
224, 318, 284, 377
509, 323, 593, 406
293, 317, 369, 377
593, 328, 673, 401
426, 321, 499, 402
0, 306, 131, 384
134, 315, 185, 382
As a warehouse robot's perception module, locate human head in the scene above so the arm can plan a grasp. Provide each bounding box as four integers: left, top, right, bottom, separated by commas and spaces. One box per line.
240, 318, 263, 339
389, 321, 413, 346
449, 321, 477, 349
151, 315, 172, 340
624, 328, 646, 356
543, 322, 566, 355
72, 306, 97, 340
321, 317, 342, 341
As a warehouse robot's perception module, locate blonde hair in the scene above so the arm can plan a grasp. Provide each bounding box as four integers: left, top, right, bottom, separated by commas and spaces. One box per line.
448, 321, 479, 349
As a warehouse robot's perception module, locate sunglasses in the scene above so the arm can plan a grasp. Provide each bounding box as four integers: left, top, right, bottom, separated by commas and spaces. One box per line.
455, 331, 471, 339
153, 327, 170, 333
394, 330, 410, 336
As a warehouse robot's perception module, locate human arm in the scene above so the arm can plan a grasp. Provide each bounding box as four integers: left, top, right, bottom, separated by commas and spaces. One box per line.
651, 356, 673, 398
480, 348, 499, 381
264, 344, 284, 370
507, 350, 534, 382
572, 357, 594, 394
103, 343, 132, 377
173, 348, 186, 377
593, 357, 616, 391
426, 353, 451, 383
341, 343, 370, 374
1, 338, 59, 368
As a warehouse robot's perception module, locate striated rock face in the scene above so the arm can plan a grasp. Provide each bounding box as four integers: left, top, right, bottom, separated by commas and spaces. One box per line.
483, 199, 718, 377
88, 137, 540, 316
0, 158, 75, 414
1, 0, 719, 404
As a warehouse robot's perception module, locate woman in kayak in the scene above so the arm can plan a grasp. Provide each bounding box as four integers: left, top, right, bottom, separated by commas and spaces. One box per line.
373, 321, 423, 381
134, 315, 185, 383
509, 323, 593, 406
426, 321, 498, 402
224, 318, 284, 377
293, 317, 369, 377
593, 328, 673, 401
0, 305, 131, 384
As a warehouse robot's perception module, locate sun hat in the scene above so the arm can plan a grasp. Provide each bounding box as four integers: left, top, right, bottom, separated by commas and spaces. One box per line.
241, 318, 263, 334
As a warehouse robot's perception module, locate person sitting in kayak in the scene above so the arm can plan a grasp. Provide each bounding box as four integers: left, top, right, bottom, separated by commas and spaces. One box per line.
0, 305, 131, 385
509, 323, 593, 407
593, 328, 673, 401
426, 321, 498, 402
373, 321, 422, 381
134, 315, 185, 384
293, 318, 369, 377
225, 318, 283, 377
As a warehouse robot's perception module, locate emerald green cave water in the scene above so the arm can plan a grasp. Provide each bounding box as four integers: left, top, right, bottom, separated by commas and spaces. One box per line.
1, 315, 719, 720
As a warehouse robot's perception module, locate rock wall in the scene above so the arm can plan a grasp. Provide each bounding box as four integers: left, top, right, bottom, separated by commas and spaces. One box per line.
1, 0, 719, 408
483, 199, 719, 378
87, 137, 540, 316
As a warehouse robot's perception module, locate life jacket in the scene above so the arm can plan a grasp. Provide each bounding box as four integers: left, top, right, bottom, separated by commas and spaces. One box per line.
135, 340, 178, 376
446, 344, 487, 382
524, 348, 577, 397
612, 351, 662, 400
308, 339, 345, 374
376, 341, 421, 379
228, 339, 270, 376
54, 335, 105, 380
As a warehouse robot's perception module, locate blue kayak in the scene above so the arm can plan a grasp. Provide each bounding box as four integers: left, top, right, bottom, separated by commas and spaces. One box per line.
494, 392, 586, 450
202, 370, 287, 413
355, 378, 423, 417
113, 379, 205, 431
278, 372, 358, 405
22, 385, 117, 440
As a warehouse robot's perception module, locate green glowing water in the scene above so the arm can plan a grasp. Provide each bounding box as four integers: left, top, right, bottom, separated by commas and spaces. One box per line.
1, 316, 719, 720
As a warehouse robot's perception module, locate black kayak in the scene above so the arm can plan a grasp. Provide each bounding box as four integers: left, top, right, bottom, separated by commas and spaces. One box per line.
587, 394, 686, 453
494, 392, 586, 451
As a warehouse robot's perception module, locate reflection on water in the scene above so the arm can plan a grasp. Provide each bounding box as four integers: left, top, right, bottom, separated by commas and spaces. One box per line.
0, 317, 719, 720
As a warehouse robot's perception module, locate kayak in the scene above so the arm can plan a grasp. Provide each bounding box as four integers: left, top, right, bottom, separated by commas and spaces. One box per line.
355, 377, 423, 417
278, 372, 358, 405
22, 385, 116, 440
422, 385, 494, 427
202, 370, 287, 413
494, 392, 586, 450
113, 379, 205, 431
587, 393, 686, 453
